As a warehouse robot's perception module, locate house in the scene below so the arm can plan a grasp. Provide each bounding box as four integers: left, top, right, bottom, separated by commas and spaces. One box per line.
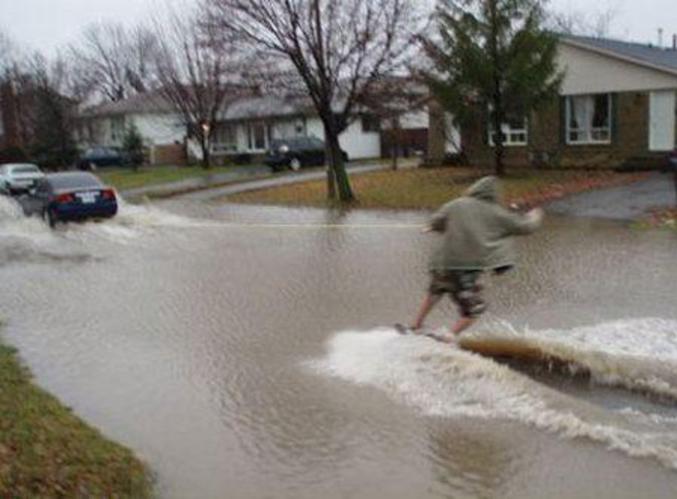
79, 88, 432, 166
458, 34, 677, 169
210, 93, 385, 162
78, 91, 187, 165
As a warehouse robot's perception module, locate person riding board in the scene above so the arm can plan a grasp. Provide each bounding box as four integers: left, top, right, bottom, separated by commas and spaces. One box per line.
409, 176, 544, 340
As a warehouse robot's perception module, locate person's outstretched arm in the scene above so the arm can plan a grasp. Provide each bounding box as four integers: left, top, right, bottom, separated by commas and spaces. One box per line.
498, 207, 545, 236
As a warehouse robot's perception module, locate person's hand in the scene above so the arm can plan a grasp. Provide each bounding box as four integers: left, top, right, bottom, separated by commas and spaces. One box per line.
527, 207, 545, 224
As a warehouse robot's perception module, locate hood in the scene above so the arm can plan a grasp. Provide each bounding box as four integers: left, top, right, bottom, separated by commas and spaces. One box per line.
465, 176, 499, 203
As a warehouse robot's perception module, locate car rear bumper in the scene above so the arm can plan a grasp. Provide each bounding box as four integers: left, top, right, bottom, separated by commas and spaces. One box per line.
264, 156, 291, 168
53, 202, 118, 221
8, 180, 39, 192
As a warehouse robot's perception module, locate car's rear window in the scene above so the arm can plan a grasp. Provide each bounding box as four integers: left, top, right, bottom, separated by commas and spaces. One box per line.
13, 165, 40, 174
48, 173, 103, 190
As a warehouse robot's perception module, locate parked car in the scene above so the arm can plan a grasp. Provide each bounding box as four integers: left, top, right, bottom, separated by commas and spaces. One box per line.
265, 137, 348, 172
0, 163, 45, 195
20, 172, 118, 227
77, 147, 129, 170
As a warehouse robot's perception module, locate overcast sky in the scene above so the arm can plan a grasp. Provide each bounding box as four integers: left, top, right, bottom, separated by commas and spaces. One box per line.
0, 0, 676, 57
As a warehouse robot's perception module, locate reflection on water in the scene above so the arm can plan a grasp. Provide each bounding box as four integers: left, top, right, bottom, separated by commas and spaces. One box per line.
0, 195, 677, 498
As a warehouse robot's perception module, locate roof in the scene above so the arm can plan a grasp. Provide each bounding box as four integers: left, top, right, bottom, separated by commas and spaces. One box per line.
82, 76, 424, 121
84, 90, 174, 117
561, 34, 677, 76
220, 94, 313, 120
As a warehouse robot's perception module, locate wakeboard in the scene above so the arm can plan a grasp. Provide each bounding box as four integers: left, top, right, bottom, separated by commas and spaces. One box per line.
393, 323, 455, 344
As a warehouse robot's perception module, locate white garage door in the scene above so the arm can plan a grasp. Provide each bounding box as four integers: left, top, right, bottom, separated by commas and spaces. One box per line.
649, 90, 676, 151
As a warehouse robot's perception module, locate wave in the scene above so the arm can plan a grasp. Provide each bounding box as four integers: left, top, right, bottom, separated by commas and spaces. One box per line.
0, 194, 214, 246
460, 319, 677, 401
309, 324, 677, 471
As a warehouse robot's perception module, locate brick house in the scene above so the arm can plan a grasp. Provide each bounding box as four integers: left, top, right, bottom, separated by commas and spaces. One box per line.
457, 35, 677, 169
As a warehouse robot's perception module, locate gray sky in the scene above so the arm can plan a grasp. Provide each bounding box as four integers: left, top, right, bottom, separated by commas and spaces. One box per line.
0, 0, 676, 57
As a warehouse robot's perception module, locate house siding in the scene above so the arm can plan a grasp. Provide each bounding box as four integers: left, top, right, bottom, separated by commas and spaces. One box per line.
212, 116, 382, 161
462, 91, 655, 169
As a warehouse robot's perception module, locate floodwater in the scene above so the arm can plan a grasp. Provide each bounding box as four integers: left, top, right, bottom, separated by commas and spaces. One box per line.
1, 195, 677, 498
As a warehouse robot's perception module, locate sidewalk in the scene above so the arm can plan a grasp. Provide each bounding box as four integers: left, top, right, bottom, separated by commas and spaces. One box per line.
177, 162, 405, 202
120, 165, 272, 200
121, 159, 417, 201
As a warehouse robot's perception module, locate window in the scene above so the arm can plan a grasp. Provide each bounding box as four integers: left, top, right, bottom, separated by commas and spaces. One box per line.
247, 122, 267, 151
213, 125, 238, 153
362, 114, 381, 133
566, 94, 612, 144
488, 116, 528, 146
110, 117, 126, 143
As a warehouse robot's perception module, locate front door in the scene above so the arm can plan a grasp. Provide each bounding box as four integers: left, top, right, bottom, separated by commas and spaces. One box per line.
649, 90, 676, 151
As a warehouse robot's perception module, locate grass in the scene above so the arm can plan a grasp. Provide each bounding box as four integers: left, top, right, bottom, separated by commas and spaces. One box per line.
0, 341, 152, 497
98, 164, 255, 191
224, 166, 647, 210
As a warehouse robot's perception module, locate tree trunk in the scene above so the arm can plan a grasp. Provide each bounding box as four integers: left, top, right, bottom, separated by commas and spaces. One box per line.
391, 117, 400, 171
324, 123, 355, 203
488, 0, 505, 177
200, 134, 211, 169
325, 141, 337, 200
492, 100, 506, 177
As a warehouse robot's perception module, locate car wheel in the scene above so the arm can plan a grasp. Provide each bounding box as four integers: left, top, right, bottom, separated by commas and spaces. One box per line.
289, 157, 302, 171
42, 208, 57, 228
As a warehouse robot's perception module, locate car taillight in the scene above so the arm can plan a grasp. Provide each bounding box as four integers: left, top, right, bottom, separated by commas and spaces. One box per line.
101, 189, 116, 200
56, 193, 74, 203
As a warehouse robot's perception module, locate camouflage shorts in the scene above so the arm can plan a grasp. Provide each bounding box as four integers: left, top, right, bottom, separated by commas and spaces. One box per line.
428, 270, 486, 318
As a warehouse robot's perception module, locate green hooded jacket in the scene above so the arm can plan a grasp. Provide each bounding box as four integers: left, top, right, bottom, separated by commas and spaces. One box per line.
428, 176, 542, 271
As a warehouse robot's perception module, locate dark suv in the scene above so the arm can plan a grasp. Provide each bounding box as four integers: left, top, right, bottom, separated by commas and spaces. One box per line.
265, 137, 348, 172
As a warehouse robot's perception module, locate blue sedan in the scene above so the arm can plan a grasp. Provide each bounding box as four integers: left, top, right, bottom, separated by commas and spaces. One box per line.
20, 172, 118, 227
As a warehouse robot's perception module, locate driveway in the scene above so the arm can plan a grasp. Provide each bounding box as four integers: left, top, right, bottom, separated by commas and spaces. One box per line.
547, 172, 677, 220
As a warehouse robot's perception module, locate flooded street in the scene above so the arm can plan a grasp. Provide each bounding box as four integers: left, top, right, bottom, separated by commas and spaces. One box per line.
1, 195, 677, 498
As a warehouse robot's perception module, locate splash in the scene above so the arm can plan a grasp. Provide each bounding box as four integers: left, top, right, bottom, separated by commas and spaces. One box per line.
0, 194, 214, 247
310, 325, 677, 470
461, 318, 677, 400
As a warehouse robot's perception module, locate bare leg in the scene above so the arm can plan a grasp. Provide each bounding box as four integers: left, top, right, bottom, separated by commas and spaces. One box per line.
451, 317, 475, 336
434, 317, 476, 344
412, 294, 441, 330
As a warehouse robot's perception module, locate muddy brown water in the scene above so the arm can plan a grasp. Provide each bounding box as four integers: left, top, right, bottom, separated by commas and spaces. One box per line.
1, 197, 677, 498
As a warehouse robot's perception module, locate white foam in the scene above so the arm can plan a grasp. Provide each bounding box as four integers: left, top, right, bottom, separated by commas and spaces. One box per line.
0, 194, 215, 249
113, 197, 215, 230
310, 327, 677, 470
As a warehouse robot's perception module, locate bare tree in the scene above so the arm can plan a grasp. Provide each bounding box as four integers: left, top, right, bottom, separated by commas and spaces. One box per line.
549, 6, 619, 37
206, 0, 422, 202
153, 11, 244, 168
70, 23, 159, 102
0, 30, 16, 75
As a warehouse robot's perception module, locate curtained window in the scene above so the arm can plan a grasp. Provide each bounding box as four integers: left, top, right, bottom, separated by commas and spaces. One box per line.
566, 94, 612, 144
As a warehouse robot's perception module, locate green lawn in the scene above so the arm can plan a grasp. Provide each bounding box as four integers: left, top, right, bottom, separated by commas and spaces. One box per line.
224, 167, 646, 210
0, 340, 152, 496
98, 165, 250, 191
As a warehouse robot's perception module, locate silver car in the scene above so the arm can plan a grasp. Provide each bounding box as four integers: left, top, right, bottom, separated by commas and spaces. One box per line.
0, 163, 45, 195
